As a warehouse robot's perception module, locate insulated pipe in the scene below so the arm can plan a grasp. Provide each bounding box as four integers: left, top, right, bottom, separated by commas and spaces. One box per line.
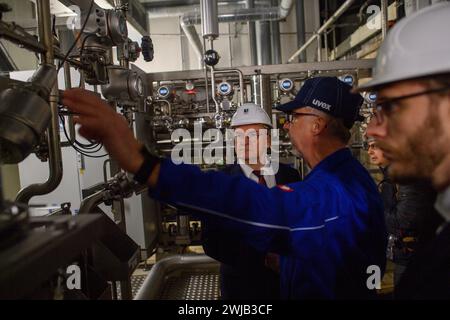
181, 0, 294, 62
16, 0, 63, 204
381, 0, 388, 40
256, 20, 271, 65
288, 0, 355, 63
295, 0, 306, 62
180, 21, 204, 65
200, 0, 219, 39
270, 0, 281, 65
246, 0, 257, 65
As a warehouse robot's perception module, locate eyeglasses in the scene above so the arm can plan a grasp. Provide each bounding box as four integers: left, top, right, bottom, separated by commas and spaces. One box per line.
372, 85, 450, 125
363, 141, 378, 151
287, 112, 320, 124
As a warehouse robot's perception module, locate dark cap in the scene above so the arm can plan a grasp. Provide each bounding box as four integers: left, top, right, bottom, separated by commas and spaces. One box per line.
276, 77, 364, 128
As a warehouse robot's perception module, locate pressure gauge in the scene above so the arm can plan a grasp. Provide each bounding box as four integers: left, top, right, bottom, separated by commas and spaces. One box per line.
217, 82, 232, 96
158, 86, 170, 98
340, 74, 355, 86
186, 81, 195, 91
279, 78, 294, 92
365, 92, 377, 103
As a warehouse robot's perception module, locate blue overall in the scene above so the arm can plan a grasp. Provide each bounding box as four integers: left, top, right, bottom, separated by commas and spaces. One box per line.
149, 148, 387, 299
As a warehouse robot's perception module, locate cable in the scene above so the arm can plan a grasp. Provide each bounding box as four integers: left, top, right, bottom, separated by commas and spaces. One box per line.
58, 108, 101, 149
59, 115, 108, 158
57, 0, 95, 72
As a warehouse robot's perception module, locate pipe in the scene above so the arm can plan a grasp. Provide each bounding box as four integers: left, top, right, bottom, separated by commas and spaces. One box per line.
288, 0, 355, 63
79, 190, 105, 214
381, 0, 388, 40
200, 0, 219, 39
256, 20, 271, 65
181, 0, 294, 62
295, 0, 306, 62
203, 38, 210, 113
212, 68, 246, 105
134, 254, 219, 300
317, 34, 322, 62
270, 0, 281, 65
252, 74, 272, 116
246, 0, 257, 65
209, 66, 220, 113
180, 21, 204, 65
146, 1, 272, 18
16, 0, 63, 204
63, 62, 76, 144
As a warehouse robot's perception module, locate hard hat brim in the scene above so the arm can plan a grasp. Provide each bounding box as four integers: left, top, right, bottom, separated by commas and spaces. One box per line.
355, 67, 450, 93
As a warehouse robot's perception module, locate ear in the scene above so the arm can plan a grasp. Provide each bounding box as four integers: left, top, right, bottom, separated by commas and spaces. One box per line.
311, 117, 326, 136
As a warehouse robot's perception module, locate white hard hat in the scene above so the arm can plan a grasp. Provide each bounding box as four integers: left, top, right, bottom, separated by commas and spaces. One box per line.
230, 103, 273, 128
357, 2, 450, 91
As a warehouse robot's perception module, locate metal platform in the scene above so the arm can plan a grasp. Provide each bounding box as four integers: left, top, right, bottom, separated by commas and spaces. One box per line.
134, 254, 220, 300
160, 272, 220, 300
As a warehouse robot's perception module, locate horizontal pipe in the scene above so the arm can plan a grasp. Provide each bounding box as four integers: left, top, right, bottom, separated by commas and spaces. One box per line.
79, 190, 105, 214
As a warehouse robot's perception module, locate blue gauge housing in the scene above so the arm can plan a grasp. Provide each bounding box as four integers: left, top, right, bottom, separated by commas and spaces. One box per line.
368, 92, 377, 102
158, 86, 169, 98
218, 82, 232, 96
342, 75, 354, 86
279, 78, 294, 92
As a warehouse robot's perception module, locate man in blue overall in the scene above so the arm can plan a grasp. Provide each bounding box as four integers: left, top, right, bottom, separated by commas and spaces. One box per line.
202, 103, 301, 299
63, 76, 387, 299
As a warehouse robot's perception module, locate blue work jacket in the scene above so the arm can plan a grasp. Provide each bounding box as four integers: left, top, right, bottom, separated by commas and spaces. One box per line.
149, 148, 387, 299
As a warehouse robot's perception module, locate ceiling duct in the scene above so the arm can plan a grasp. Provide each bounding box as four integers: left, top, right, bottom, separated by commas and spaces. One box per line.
179, 0, 293, 64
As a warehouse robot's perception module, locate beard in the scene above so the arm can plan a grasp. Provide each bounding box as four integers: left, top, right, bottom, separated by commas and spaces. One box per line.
379, 110, 445, 184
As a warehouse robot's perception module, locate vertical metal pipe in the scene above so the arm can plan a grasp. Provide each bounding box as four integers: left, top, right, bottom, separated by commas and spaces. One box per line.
381, 0, 388, 40
210, 66, 220, 113
252, 74, 272, 116
246, 0, 257, 65
256, 21, 271, 65
63, 62, 76, 143
202, 37, 210, 114
259, 74, 272, 117
16, 0, 62, 204
252, 75, 260, 104
270, 0, 281, 65
201, 0, 219, 39
295, 0, 306, 62
316, 34, 322, 62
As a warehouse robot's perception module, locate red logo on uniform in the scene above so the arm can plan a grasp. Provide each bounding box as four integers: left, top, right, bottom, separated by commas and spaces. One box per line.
277, 184, 294, 192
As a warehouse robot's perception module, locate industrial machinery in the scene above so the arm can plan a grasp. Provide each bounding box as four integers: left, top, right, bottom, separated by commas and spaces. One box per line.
0, 0, 383, 300
0, 0, 153, 299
